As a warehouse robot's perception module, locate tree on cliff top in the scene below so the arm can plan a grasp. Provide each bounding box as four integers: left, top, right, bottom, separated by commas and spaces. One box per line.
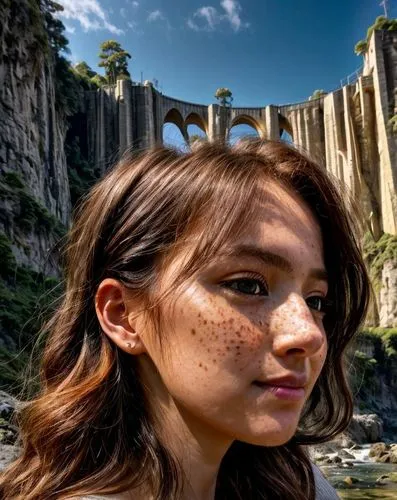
355, 16, 397, 55
41, 0, 69, 54
98, 40, 132, 84
215, 88, 233, 107
309, 89, 327, 101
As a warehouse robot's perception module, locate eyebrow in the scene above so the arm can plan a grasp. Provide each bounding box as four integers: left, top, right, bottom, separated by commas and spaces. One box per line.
220, 244, 328, 282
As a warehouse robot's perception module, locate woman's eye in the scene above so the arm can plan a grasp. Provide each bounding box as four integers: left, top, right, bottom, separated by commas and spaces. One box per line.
221, 278, 269, 296
306, 296, 330, 313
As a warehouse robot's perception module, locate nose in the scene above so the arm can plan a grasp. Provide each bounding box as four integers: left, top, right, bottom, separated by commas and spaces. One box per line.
270, 293, 326, 358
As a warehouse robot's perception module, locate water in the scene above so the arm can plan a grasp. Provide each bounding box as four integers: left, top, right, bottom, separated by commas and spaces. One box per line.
318, 445, 397, 499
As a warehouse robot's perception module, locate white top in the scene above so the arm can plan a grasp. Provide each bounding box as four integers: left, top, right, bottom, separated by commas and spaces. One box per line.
74, 465, 339, 499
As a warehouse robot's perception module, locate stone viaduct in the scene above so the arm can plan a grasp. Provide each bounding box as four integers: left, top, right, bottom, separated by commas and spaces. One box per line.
83, 30, 397, 236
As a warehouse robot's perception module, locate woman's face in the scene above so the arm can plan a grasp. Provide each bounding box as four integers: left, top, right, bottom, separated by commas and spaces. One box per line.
136, 181, 328, 447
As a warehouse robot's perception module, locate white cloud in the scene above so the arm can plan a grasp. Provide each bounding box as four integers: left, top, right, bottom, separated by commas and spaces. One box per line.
132, 1, 139, 6
147, 10, 164, 22
187, 0, 248, 32
221, 0, 248, 31
147, 9, 171, 30
120, 7, 126, 17
57, 0, 124, 35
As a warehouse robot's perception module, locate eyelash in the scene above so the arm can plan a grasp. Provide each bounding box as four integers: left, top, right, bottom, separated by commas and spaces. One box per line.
305, 296, 333, 314
220, 276, 333, 314
220, 274, 269, 296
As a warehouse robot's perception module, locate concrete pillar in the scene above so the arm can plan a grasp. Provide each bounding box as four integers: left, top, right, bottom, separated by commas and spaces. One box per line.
116, 80, 126, 155
341, 85, 357, 193
115, 79, 134, 155
297, 108, 305, 150
290, 110, 298, 147
310, 106, 325, 163
368, 31, 397, 234
143, 82, 156, 148
96, 88, 106, 174
265, 105, 279, 140
358, 77, 382, 239
208, 104, 229, 143
323, 93, 338, 178
303, 107, 311, 153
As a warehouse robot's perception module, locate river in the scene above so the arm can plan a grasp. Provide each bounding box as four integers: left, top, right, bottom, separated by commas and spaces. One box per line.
319, 445, 397, 499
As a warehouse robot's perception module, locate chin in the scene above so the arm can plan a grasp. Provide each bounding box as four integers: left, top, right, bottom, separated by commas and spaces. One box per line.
240, 417, 299, 447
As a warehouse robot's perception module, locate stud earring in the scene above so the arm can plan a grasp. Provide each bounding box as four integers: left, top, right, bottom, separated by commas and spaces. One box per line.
126, 341, 136, 349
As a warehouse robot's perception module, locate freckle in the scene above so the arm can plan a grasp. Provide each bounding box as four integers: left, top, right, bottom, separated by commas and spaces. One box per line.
213, 359, 216, 363
199, 362, 202, 367
191, 329, 196, 335
207, 348, 210, 353
236, 346, 241, 349
239, 340, 244, 344
204, 366, 208, 371
203, 320, 207, 325
230, 340, 235, 344
226, 346, 231, 351
236, 352, 241, 356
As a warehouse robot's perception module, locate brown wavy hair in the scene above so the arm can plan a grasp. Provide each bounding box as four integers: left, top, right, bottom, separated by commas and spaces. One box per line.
0, 140, 370, 499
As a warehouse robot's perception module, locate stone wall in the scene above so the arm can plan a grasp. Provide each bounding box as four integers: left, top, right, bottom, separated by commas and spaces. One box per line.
86, 30, 396, 241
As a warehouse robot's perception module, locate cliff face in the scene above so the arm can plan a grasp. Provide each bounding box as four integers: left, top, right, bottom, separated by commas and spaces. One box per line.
0, 0, 70, 274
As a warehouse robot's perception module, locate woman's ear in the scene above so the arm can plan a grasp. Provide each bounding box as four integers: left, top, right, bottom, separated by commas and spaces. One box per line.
95, 278, 147, 355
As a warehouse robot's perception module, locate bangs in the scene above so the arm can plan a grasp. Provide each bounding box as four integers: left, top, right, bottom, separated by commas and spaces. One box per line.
161, 156, 271, 293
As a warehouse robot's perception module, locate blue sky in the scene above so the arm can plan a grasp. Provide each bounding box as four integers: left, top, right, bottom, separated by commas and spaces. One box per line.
57, 0, 396, 144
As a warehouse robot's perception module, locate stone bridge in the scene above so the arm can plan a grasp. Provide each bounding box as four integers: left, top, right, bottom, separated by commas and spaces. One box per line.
84, 30, 397, 236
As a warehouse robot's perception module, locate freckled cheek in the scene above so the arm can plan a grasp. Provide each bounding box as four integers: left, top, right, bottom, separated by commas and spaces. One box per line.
187, 305, 266, 371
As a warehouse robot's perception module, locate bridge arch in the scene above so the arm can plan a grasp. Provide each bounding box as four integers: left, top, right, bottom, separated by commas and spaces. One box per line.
185, 112, 207, 134
162, 108, 189, 148
278, 113, 293, 142
229, 114, 266, 138
163, 108, 186, 138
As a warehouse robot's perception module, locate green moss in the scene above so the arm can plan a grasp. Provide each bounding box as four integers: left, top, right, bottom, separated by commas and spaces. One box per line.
0, 234, 16, 278
354, 16, 397, 55
359, 328, 397, 358
388, 114, 397, 134
3, 171, 24, 190
363, 232, 397, 293
66, 136, 99, 206
0, 174, 66, 238
0, 257, 63, 394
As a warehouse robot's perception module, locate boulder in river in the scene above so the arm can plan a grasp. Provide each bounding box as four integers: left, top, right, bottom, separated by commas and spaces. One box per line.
343, 476, 360, 486
369, 442, 389, 458
338, 449, 356, 460
348, 414, 383, 443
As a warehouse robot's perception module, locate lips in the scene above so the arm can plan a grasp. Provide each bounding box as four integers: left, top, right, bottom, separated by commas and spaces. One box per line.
252, 374, 308, 401
253, 373, 308, 389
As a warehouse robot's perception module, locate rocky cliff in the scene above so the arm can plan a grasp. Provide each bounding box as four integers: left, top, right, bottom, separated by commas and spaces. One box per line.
0, 0, 70, 275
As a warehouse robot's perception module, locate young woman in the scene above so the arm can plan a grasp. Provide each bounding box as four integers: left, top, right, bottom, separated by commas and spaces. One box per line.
0, 140, 370, 500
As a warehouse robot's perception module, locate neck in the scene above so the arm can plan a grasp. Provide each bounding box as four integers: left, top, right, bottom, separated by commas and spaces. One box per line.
138, 357, 232, 500
170, 403, 230, 500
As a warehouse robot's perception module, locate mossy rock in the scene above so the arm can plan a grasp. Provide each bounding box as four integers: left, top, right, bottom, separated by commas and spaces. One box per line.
389, 473, 397, 483
343, 476, 360, 485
